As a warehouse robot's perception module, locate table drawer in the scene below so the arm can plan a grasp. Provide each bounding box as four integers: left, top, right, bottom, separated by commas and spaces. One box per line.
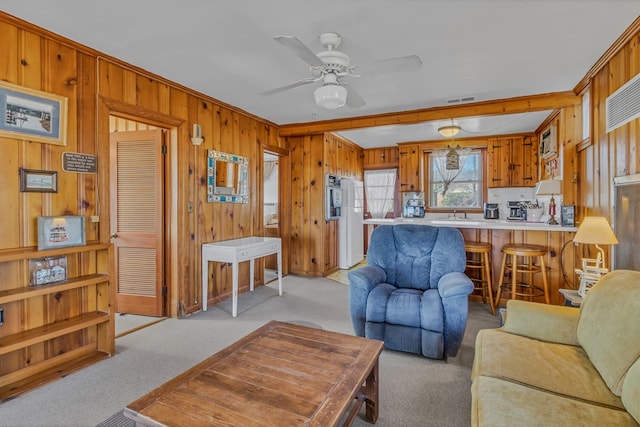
239, 243, 279, 260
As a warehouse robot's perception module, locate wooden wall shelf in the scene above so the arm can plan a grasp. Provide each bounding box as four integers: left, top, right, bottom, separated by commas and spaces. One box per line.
0, 243, 113, 402
0, 273, 109, 304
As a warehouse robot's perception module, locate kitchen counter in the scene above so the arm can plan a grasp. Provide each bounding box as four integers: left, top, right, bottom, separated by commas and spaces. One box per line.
363, 217, 578, 232
362, 216, 578, 306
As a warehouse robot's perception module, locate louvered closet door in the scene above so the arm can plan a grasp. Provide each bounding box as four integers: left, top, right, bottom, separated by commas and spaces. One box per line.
110, 129, 164, 316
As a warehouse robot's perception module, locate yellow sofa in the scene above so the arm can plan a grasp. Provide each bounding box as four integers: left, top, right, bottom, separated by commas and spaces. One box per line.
471, 269, 640, 426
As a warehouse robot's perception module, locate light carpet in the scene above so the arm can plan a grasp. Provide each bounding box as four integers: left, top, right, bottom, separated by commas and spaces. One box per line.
0, 274, 499, 427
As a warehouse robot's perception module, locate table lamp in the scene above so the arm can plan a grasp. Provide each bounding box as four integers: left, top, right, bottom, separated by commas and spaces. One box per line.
535, 179, 562, 224
573, 216, 618, 270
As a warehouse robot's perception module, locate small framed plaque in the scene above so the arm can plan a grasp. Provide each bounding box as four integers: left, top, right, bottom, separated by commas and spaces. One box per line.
37, 215, 86, 250
29, 255, 67, 286
561, 205, 575, 227
19, 168, 58, 193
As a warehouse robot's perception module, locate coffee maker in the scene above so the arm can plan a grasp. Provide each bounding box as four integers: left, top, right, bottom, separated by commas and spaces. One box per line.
507, 201, 526, 220
483, 203, 499, 219
402, 192, 425, 218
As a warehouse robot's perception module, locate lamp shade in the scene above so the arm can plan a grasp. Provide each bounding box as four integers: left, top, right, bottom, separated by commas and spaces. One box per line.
535, 179, 562, 195
573, 216, 619, 245
314, 84, 347, 109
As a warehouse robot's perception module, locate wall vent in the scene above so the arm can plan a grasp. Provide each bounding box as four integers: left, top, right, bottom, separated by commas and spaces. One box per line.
606, 72, 640, 132
446, 95, 475, 104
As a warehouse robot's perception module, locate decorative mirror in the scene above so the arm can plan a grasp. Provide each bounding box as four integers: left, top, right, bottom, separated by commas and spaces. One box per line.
207, 150, 249, 203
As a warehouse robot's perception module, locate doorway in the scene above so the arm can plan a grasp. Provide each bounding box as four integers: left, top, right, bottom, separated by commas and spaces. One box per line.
110, 127, 165, 318
263, 151, 280, 283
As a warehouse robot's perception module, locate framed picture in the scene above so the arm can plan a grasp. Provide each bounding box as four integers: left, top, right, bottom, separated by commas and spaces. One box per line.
0, 81, 68, 146
19, 168, 58, 193
37, 215, 86, 251
561, 205, 575, 227
29, 255, 67, 286
540, 125, 557, 160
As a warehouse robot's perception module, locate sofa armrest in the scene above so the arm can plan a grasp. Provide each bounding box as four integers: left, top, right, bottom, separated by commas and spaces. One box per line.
348, 265, 386, 337
502, 300, 580, 346
438, 272, 474, 299
348, 265, 386, 291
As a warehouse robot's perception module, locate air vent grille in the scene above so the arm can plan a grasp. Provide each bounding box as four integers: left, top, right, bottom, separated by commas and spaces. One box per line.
606, 72, 640, 132
446, 95, 476, 104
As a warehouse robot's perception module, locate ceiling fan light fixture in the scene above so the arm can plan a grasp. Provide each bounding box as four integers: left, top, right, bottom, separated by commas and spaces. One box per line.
438, 124, 461, 138
314, 84, 347, 109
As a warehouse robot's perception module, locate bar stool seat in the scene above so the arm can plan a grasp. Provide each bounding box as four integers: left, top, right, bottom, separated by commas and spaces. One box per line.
494, 243, 550, 309
465, 241, 495, 315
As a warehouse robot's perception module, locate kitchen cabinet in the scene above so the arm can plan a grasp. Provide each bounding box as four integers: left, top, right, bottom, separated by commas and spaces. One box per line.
0, 242, 113, 402
488, 136, 538, 187
363, 147, 399, 169
398, 144, 422, 191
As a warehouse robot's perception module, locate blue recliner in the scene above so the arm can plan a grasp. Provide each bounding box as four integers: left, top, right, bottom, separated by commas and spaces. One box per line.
348, 224, 474, 359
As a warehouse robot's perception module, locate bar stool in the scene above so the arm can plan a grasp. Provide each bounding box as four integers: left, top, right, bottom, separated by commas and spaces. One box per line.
494, 244, 550, 309
464, 241, 495, 315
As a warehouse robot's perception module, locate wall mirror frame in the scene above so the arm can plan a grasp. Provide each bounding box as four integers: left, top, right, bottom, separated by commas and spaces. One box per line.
207, 149, 249, 203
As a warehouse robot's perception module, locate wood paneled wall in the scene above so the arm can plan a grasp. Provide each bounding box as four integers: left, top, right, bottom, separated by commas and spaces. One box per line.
0, 14, 286, 320
288, 133, 363, 276
2, 10, 638, 323
557, 25, 640, 267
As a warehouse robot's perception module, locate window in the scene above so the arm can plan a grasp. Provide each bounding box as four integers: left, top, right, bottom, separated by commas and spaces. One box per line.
364, 169, 396, 218
427, 149, 483, 209
582, 88, 590, 141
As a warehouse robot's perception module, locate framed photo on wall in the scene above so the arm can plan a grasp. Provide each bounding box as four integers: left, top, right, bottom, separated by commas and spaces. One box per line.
0, 81, 68, 146
29, 255, 67, 286
561, 205, 575, 227
37, 215, 86, 251
19, 168, 58, 193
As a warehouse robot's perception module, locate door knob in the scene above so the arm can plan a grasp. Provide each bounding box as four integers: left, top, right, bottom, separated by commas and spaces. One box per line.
110, 233, 118, 238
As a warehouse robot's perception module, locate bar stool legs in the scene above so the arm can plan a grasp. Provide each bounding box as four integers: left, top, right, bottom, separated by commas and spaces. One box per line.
494, 244, 550, 310
465, 242, 495, 315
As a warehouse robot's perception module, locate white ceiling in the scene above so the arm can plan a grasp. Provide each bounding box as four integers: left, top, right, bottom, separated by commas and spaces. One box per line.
1, 1, 638, 148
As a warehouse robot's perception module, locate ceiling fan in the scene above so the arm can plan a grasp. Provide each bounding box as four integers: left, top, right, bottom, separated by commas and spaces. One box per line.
263, 32, 423, 110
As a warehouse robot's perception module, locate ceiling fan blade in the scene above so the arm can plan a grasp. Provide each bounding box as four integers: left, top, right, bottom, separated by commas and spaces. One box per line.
358, 55, 423, 75
261, 77, 320, 96
344, 84, 366, 108
274, 36, 325, 67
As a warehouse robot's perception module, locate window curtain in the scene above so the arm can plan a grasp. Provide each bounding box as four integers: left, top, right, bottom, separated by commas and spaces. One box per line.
264, 160, 278, 180
364, 169, 396, 218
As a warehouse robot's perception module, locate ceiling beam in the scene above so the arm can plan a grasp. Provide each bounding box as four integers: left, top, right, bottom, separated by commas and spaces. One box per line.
278, 91, 580, 137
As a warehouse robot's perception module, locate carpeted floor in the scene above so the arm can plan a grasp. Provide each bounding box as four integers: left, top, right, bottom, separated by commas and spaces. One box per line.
1, 274, 499, 427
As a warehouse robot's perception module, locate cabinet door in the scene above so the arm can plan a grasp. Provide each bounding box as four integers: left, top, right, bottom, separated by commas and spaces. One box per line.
398, 144, 421, 191
487, 138, 511, 188
511, 136, 538, 187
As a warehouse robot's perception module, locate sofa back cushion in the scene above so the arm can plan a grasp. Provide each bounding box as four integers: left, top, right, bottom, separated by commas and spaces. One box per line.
577, 269, 640, 395
367, 224, 466, 290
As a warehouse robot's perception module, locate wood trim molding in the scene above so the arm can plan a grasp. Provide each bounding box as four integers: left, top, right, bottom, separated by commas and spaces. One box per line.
100, 97, 184, 127
279, 92, 580, 137
574, 16, 640, 94
536, 110, 560, 134
576, 138, 592, 152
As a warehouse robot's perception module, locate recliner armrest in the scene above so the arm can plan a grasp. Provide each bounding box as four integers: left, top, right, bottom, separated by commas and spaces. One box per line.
348, 265, 386, 292
502, 300, 580, 346
437, 272, 474, 298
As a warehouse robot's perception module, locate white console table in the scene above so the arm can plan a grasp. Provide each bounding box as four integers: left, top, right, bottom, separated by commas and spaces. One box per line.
202, 237, 282, 317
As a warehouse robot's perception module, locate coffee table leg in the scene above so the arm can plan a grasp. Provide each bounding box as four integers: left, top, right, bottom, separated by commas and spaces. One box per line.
364, 358, 379, 423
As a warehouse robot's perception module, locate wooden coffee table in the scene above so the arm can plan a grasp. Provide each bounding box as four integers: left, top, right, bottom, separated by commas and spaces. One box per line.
124, 320, 384, 426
